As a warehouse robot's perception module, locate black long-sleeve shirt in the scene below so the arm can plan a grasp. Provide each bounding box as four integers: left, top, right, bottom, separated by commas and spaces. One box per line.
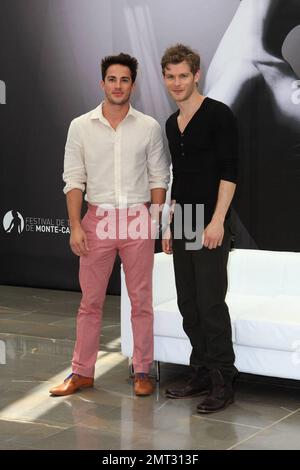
166, 97, 238, 227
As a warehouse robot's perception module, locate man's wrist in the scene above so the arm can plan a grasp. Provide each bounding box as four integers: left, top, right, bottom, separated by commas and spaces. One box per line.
211, 214, 225, 224
69, 221, 82, 230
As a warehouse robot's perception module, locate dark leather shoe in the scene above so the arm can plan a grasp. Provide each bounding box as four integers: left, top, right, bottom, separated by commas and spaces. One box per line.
165, 375, 210, 399
49, 373, 94, 396
197, 369, 234, 413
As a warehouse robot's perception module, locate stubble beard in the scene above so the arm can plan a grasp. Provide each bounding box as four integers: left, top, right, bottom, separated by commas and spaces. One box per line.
106, 93, 131, 106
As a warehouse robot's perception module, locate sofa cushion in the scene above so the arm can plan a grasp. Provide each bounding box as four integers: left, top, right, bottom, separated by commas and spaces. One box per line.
228, 249, 300, 297
227, 250, 284, 296
154, 298, 236, 343
227, 293, 300, 352
155, 293, 300, 352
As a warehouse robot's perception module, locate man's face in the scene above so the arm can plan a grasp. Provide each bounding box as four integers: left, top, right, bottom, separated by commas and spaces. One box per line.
163, 61, 200, 103
101, 64, 135, 105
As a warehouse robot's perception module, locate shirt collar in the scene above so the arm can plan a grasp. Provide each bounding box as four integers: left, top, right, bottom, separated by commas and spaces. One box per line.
90, 102, 138, 123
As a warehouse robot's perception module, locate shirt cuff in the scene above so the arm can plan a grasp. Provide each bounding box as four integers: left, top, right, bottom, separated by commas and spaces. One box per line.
149, 182, 168, 190
63, 183, 85, 194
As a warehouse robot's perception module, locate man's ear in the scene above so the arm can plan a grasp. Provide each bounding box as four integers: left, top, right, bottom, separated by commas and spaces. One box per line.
100, 79, 105, 91
194, 69, 201, 84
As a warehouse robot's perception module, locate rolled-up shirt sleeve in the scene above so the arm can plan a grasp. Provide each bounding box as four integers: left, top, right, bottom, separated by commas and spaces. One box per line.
147, 121, 170, 190
62, 119, 86, 194
215, 105, 239, 184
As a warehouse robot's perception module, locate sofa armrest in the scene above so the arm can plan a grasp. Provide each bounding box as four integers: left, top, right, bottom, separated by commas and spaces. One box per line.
121, 252, 176, 312
120, 252, 176, 358
152, 252, 176, 307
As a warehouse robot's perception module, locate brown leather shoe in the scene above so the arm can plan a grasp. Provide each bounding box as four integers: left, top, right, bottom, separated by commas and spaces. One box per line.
134, 374, 155, 396
49, 373, 94, 396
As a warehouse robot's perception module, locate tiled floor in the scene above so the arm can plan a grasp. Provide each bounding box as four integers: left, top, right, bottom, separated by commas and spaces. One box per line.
0, 285, 300, 450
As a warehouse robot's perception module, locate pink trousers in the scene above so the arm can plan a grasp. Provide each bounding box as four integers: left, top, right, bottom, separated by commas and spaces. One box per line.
72, 204, 156, 377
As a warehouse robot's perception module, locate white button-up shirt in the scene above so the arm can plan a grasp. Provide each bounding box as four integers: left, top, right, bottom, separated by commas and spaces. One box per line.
63, 103, 170, 207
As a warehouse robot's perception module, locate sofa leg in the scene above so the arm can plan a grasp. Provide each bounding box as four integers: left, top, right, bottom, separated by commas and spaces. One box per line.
155, 361, 160, 382
128, 358, 134, 378
128, 358, 160, 382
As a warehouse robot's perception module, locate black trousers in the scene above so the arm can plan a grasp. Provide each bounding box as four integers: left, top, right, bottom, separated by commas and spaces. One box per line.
172, 220, 237, 381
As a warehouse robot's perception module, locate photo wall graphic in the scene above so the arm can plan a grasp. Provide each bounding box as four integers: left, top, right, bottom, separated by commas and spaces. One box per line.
1, 0, 299, 292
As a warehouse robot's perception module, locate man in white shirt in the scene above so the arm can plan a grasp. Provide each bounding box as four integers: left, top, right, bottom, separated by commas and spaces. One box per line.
49, 53, 170, 397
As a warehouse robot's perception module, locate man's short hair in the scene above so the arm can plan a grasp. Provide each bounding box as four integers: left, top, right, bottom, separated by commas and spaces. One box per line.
161, 44, 200, 75
101, 53, 138, 82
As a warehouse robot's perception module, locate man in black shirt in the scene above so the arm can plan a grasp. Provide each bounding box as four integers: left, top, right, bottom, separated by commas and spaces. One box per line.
161, 44, 239, 413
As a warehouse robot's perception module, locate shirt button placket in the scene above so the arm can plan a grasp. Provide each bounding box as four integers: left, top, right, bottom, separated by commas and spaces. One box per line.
115, 128, 121, 206
181, 133, 185, 157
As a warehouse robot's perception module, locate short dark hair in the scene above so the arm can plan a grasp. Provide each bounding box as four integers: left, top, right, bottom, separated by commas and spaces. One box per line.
101, 53, 138, 82
161, 44, 200, 75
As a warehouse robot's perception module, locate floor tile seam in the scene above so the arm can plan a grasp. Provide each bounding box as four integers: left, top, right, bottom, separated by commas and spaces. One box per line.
226, 407, 300, 450
193, 414, 264, 430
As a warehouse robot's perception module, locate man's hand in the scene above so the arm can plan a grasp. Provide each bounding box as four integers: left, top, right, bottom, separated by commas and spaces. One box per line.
203, 219, 224, 249
162, 226, 173, 254
70, 225, 89, 256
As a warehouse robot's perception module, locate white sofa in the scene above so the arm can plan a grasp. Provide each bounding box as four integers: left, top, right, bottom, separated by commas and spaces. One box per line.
121, 249, 300, 380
